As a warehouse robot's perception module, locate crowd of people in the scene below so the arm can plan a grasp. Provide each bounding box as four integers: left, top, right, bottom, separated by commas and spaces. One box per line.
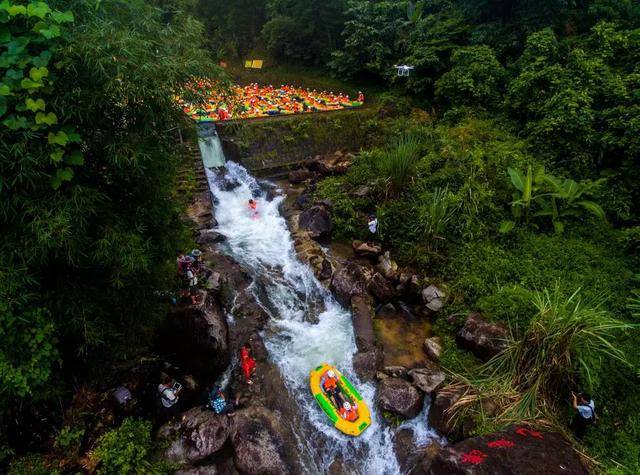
177, 79, 364, 122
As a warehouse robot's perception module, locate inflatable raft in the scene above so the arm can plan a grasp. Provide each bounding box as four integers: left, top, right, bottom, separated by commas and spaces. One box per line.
309, 363, 371, 436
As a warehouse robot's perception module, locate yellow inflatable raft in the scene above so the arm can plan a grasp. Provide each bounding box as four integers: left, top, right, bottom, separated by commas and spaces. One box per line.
309, 363, 371, 436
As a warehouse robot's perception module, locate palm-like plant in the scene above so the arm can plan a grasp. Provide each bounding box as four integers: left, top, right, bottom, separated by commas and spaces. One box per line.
417, 187, 459, 243
534, 176, 607, 234
500, 166, 606, 234
377, 135, 423, 197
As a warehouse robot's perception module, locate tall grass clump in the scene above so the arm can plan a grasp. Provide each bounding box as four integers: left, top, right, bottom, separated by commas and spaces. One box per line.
377, 135, 423, 196
448, 286, 634, 427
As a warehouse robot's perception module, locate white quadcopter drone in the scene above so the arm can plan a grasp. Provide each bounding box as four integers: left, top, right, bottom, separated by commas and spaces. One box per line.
394, 64, 415, 77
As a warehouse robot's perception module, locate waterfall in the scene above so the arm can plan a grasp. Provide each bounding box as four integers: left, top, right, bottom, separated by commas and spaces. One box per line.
198, 123, 226, 168
204, 160, 438, 474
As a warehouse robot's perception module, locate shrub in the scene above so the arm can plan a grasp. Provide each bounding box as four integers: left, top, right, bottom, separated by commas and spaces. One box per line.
92, 419, 163, 475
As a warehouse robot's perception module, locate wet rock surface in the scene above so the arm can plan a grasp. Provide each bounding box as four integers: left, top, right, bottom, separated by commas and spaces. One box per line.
350, 295, 377, 351
423, 337, 442, 361
164, 290, 230, 381
408, 362, 446, 394
158, 407, 230, 465
378, 377, 424, 419
422, 284, 445, 313
428, 385, 466, 437
331, 261, 368, 306
230, 407, 290, 475
298, 204, 332, 241
367, 272, 397, 302
352, 240, 382, 259
353, 347, 384, 381
431, 425, 589, 475
456, 313, 509, 361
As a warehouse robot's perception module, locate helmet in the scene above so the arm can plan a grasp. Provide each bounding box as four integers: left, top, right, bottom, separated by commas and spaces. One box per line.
191, 249, 202, 257
343, 402, 351, 410
327, 370, 336, 379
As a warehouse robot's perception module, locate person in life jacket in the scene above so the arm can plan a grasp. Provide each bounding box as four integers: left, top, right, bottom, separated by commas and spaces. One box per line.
248, 198, 258, 218
240, 345, 256, 385
340, 401, 358, 422
322, 370, 343, 408
358, 91, 365, 103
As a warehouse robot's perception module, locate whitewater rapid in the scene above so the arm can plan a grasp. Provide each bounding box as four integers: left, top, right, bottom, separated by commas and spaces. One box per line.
206, 161, 438, 474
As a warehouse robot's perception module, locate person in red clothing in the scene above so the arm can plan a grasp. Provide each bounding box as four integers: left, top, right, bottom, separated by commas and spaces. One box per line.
240, 345, 256, 385
339, 401, 358, 422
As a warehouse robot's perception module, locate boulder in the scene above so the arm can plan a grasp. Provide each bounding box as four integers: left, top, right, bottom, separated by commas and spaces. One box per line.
319, 258, 333, 281
366, 272, 396, 303
376, 252, 399, 281
298, 204, 332, 241
422, 285, 445, 313
350, 296, 377, 352
158, 407, 229, 465
428, 385, 465, 437
408, 362, 445, 394
293, 233, 330, 280
430, 425, 589, 475
456, 313, 509, 361
353, 185, 372, 198
394, 430, 441, 475
231, 407, 289, 475
353, 348, 384, 381
378, 377, 424, 419
166, 291, 230, 380
197, 229, 225, 245
330, 262, 368, 306
288, 169, 315, 184
376, 302, 397, 318
294, 192, 312, 210
383, 366, 408, 379
423, 337, 442, 362
352, 240, 382, 259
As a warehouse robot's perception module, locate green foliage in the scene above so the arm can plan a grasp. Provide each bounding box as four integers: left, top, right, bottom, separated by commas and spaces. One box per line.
376, 134, 422, 196
504, 166, 606, 233
435, 45, 505, 107
1, 0, 218, 413
262, 0, 346, 64
8, 453, 58, 475
93, 419, 164, 475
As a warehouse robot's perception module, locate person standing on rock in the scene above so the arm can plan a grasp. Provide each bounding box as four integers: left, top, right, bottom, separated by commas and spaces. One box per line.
240, 345, 256, 385
367, 214, 378, 237
207, 386, 239, 416
572, 392, 597, 438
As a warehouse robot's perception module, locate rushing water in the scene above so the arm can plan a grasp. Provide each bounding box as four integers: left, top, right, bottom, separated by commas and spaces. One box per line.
206, 161, 438, 474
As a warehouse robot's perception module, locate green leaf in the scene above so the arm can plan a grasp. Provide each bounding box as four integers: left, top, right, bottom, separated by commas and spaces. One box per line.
29, 66, 48, 82
498, 220, 516, 234
0, 27, 10, 43
56, 167, 73, 181
51, 10, 74, 23
31, 50, 52, 68
5, 68, 23, 81
27, 2, 51, 19
50, 150, 64, 163
25, 98, 46, 111
0, 84, 10, 96
35, 111, 57, 125
64, 151, 84, 166
48, 131, 68, 146
0, 96, 6, 117
20, 77, 42, 89
577, 201, 606, 221
507, 167, 524, 192
38, 24, 60, 39
50, 176, 62, 189
6, 4, 26, 16
2, 114, 29, 129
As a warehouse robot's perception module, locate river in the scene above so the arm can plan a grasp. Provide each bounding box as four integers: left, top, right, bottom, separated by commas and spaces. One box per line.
205, 155, 438, 473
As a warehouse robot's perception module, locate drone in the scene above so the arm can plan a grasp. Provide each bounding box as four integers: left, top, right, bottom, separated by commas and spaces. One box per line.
394, 64, 415, 77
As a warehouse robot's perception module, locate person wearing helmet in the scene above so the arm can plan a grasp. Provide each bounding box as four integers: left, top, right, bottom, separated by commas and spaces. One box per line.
248, 199, 259, 218
340, 401, 358, 422
322, 369, 344, 408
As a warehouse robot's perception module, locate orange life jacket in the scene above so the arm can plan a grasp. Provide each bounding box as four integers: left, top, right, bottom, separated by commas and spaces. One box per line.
249, 201, 257, 211
340, 406, 358, 422
322, 374, 338, 392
